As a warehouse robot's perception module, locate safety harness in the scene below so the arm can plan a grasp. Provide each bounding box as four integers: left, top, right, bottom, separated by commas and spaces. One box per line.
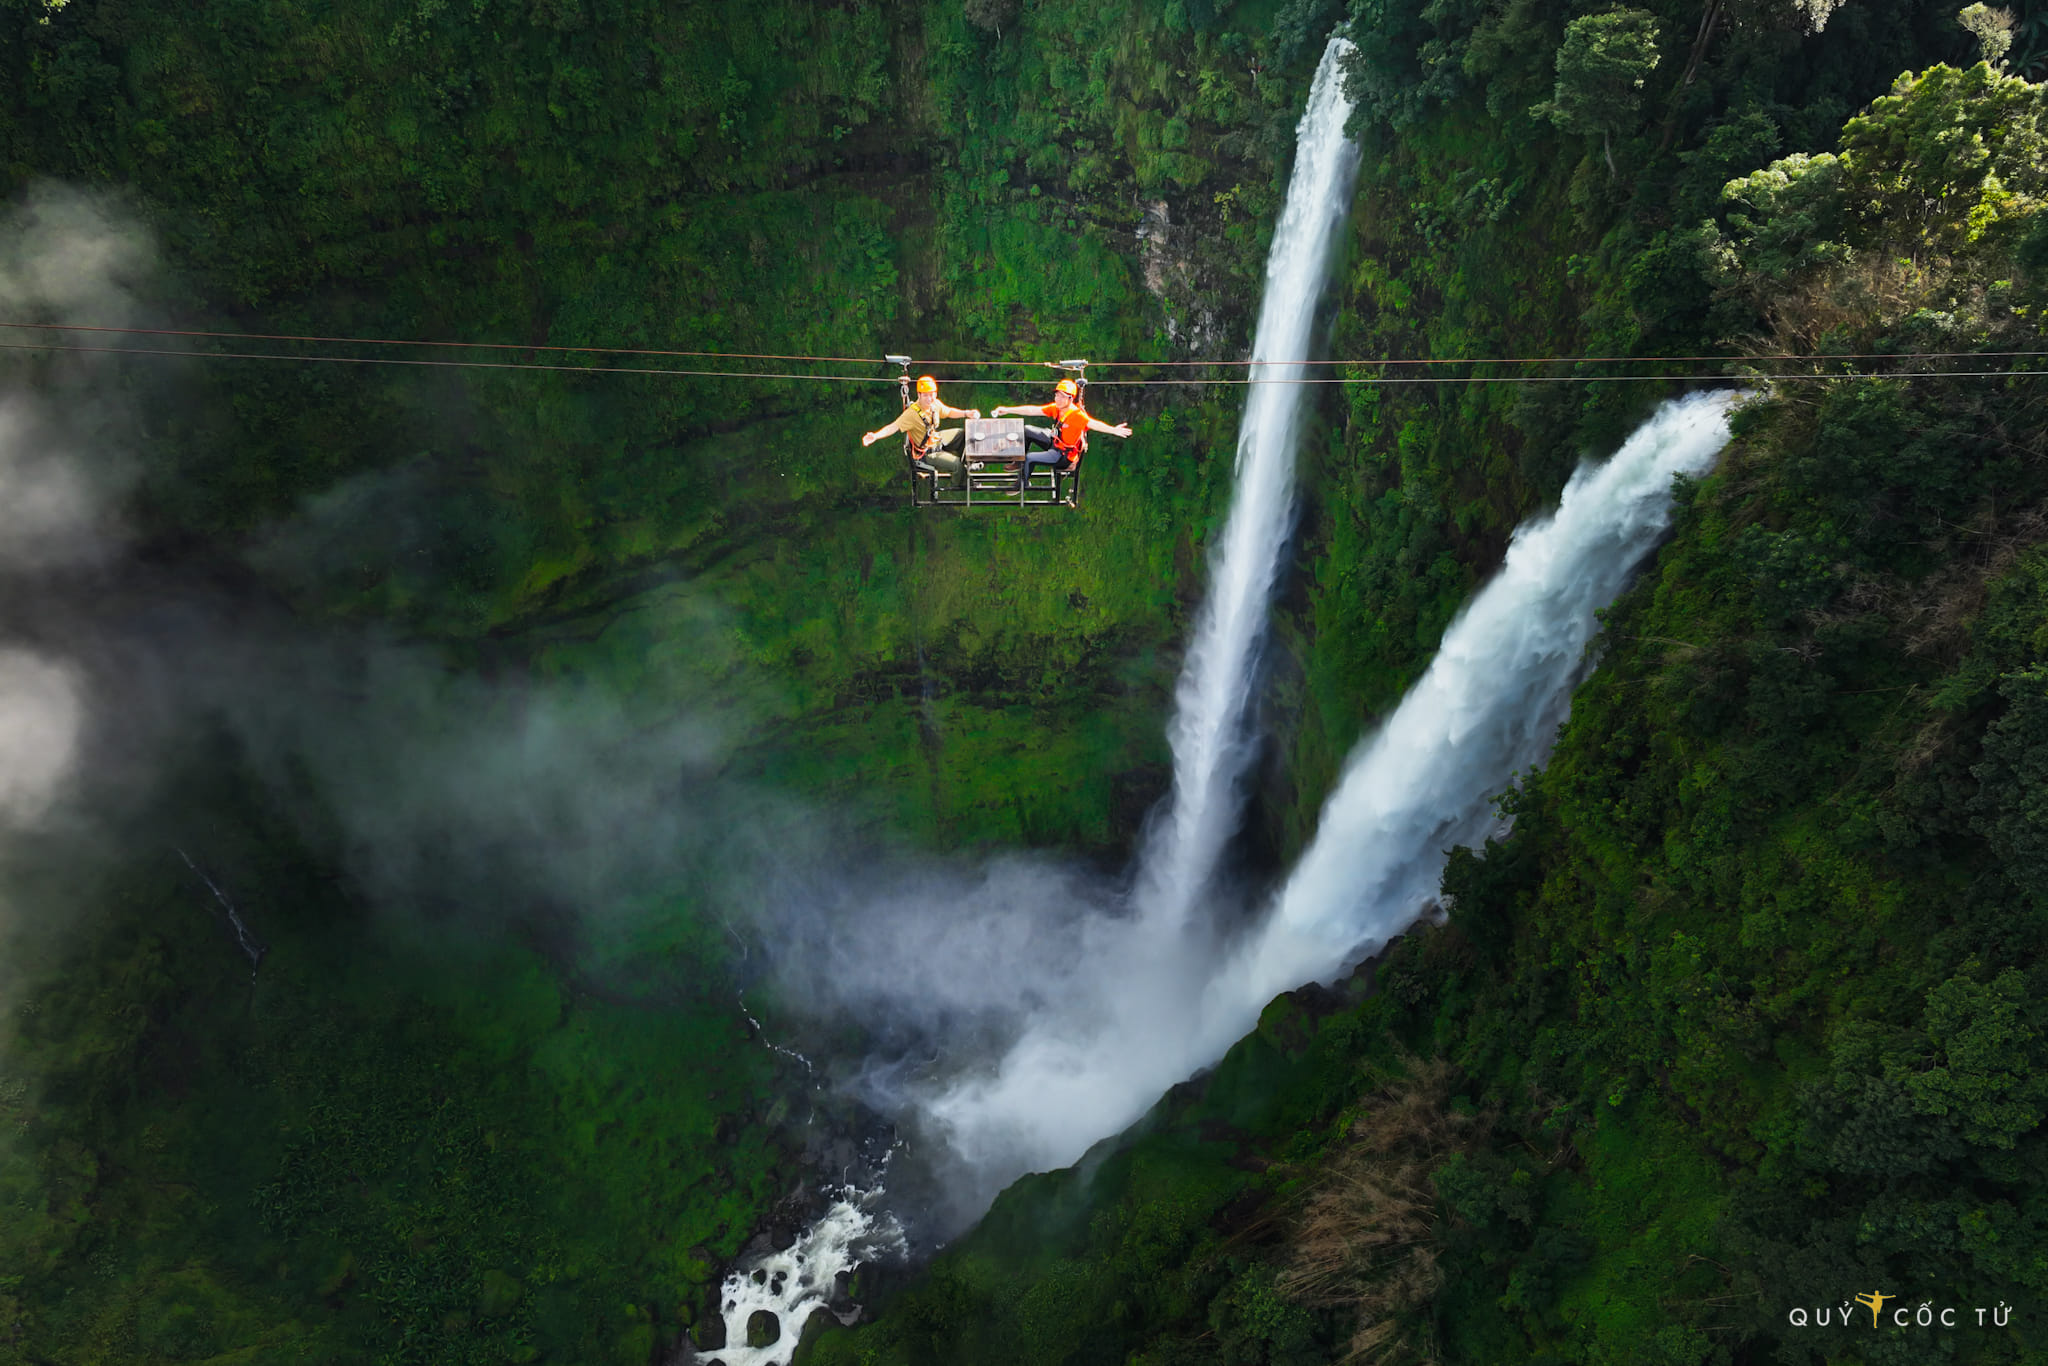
1050, 362, 1089, 468
894, 363, 943, 473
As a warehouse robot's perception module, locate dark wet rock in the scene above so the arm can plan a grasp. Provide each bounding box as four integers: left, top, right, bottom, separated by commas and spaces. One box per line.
690, 1309, 726, 1351
802, 1134, 860, 1174
795, 1303, 862, 1359
747, 1309, 780, 1347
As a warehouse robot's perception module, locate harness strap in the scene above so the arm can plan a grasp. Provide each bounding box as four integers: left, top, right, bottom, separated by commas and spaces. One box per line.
1055, 411, 1088, 462
900, 397, 943, 468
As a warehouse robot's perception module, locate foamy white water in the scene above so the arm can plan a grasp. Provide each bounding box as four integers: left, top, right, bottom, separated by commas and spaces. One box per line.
1134, 35, 1362, 932
924, 392, 1737, 1195
708, 1189, 904, 1366
1200, 390, 1738, 1033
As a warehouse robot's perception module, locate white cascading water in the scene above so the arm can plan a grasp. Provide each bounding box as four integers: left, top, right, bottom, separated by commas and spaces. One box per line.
1195, 390, 1738, 1040
924, 392, 1737, 1192
706, 1189, 904, 1366
1135, 33, 1362, 933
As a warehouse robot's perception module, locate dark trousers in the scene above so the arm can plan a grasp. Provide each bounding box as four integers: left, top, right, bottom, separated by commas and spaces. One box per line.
1021, 426, 1077, 473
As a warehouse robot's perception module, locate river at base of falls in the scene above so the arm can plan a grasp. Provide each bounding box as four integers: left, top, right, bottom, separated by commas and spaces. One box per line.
702, 1188, 904, 1366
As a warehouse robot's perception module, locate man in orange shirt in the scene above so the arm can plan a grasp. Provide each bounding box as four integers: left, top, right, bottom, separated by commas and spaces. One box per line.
991, 378, 1131, 484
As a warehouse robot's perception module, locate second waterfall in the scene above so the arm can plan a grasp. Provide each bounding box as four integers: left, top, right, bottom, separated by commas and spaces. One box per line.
1135, 33, 1363, 934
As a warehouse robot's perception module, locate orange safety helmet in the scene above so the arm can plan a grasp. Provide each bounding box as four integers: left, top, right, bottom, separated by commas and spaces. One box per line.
1054, 378, 1079, 397
915, 375, 938, 394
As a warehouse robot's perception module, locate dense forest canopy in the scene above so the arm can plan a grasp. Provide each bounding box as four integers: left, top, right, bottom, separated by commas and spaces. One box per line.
1, 0, 2046, 1361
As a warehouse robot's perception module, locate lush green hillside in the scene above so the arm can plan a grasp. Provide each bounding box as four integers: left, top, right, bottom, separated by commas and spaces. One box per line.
1266, 0, 2033, 847
2, 0, 2045, 1361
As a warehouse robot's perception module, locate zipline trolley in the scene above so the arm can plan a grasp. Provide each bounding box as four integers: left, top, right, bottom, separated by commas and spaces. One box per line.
889, 356, 1085, 510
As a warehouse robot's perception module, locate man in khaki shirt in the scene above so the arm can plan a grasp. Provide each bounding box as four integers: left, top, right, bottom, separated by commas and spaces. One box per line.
862, 375, 982, 475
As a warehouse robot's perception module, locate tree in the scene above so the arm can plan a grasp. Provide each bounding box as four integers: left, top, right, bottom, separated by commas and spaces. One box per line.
1958, 3, 2016, 67
1702, 63, 2048, 344
1530, 9, 1660, 175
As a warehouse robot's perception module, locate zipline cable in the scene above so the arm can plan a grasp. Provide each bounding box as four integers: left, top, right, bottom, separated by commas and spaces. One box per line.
3, 320, 2045, 372
0, 320, 892, 366
4, 339, 2043, 385
0, 341, 898, 383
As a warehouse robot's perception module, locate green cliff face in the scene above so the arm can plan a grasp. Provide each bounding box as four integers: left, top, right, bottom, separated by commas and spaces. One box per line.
1, 0, 2044, 1361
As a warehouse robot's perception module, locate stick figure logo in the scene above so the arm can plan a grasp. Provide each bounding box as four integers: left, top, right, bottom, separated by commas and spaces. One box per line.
1855, 1292, 1894, 1327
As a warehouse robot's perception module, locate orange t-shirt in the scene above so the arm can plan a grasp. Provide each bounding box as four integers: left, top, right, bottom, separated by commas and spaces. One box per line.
1038, 403, 1090, 454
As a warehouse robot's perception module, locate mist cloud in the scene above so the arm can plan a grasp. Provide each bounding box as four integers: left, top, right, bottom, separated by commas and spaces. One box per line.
0, 650, 84, 827
199, 622, 756, 937
0, 184, 152, 828
0, 184, 154, 1080
0, 183, 149, 568
0, 182, 782, 988
0, 399, 107, 569
0, 183, 152, 329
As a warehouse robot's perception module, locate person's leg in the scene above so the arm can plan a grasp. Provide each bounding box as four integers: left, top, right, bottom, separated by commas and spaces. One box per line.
1018, 446, 1063, 491
923, 429, 968, 476
1000, 426, 1050, 487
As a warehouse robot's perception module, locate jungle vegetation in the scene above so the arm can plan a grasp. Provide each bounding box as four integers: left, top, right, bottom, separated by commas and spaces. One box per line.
1, 0, 2045, 1361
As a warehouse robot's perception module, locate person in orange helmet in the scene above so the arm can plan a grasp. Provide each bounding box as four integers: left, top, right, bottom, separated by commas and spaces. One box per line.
862, 375, 982, 475
991, 377, 1130, 483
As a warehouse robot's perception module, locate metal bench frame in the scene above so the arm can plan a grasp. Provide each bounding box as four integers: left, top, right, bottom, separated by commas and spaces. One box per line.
888, 356, 1088, 511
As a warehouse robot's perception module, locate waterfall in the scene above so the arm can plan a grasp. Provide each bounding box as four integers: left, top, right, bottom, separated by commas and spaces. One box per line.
912, 33, 1365, 1200
1199, 390, 1738, 1036
923, 392, 1736, 1196
1135, 34, 1362, 932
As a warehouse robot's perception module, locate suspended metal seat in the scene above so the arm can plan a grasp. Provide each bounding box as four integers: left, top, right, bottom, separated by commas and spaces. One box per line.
911, 419, 1083, 508
890, 355, 1086, 510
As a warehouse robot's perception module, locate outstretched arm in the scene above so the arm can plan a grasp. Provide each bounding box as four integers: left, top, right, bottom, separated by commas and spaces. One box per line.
861, 411, 911, 446
938, 401, 982, 420
1085, 416, 1133, 438
989, 404, 1036, 418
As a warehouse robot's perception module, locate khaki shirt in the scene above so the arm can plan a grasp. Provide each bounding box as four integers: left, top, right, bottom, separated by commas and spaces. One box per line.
886, 400, 966, 449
